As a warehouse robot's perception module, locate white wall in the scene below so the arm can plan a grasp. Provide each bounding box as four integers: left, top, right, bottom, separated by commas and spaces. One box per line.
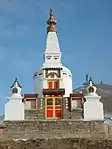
84, 100, 104, 121
34, 77, 43, 98
45, 32, 60, 53
61, 70, 72, 97
34, 69, 44, 98
5, 98, 24, 121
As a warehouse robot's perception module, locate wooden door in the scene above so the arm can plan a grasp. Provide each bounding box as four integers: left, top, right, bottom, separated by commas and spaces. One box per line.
45, 97, 62, 119
46, 98, 53, 118
55, 98, 62, 118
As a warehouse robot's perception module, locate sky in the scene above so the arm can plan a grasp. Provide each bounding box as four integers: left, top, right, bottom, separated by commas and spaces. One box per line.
0, 0, 112, 114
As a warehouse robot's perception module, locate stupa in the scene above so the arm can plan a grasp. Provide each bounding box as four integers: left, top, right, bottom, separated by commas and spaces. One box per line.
84, 80, 104, 121
3, 9, 104, 121
4, 78, 24, 121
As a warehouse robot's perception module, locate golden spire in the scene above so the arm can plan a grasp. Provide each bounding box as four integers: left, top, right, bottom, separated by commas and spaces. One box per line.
47, 9, 57, 33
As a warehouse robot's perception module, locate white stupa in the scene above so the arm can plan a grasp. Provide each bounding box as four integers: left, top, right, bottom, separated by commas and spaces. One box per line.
33, 9, 72, 97
4, 78, 24, 121
84, 79, 104, 121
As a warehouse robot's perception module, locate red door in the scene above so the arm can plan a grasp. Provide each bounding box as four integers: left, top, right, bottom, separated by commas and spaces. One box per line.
55, 98, 62, 118
46, 98, 62, 119
46, 98, 53, 118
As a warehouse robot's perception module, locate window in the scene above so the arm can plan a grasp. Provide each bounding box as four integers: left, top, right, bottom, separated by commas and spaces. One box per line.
48, 82, 53, 89
31, 100, 36, 109
71, 100, 82, 109
47, 98, 53, 105
48, 80, 59, 89
54, 81, 58, 89
25, 99, 36, 110
55, 98, 61, 105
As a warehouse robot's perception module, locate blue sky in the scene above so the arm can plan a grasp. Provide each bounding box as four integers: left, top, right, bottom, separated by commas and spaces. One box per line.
0, 0, 112, 114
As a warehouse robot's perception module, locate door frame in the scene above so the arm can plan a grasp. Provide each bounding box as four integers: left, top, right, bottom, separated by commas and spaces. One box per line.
45, 96, 62, 119
47, 80, 59, 89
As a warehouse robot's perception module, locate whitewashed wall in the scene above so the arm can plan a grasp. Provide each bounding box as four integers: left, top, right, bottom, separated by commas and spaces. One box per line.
61, 67, 72, 97
84, 99, 104, 121
5, 97, 24, 121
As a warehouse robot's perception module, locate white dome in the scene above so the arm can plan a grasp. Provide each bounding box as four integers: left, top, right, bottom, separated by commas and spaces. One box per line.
33, 67, 43, 78
33, 64, 72, 97
62, 65, 72, 75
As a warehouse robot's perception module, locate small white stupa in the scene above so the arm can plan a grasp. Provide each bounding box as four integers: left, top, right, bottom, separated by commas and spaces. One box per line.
4, 78, 24, 121
84, 78, 104, 121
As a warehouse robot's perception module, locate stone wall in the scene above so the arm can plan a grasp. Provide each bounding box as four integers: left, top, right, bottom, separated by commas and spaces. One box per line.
70, 109, 83, 119
24, 98, 83, 120
104, 124, 112, 138
4, 120, 106, 139
25, 110, 38, 120
25, 98, 45, 120
62, 98, 71, 119
38, 98, 45, 119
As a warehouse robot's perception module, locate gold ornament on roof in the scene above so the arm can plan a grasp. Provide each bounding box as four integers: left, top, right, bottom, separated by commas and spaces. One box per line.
88, 86, 94, 93
47, 9, 57, 33
12, 87, 18, 94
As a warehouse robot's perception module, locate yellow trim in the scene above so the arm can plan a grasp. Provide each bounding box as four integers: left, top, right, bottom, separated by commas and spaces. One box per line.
45, 96, 62, 98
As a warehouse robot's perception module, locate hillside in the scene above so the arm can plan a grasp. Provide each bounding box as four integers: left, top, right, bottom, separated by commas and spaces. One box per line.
96, 84, 112, 114
74, 83, 112, 115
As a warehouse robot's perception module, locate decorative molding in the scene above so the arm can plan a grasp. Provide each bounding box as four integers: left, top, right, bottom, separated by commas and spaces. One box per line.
42, 88, 65, 95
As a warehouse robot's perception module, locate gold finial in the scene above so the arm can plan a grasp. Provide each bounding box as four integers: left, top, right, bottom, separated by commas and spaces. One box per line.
47, 9, 57, 33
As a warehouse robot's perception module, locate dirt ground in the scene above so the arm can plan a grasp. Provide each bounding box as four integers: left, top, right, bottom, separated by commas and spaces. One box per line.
0, 138, 112, 149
